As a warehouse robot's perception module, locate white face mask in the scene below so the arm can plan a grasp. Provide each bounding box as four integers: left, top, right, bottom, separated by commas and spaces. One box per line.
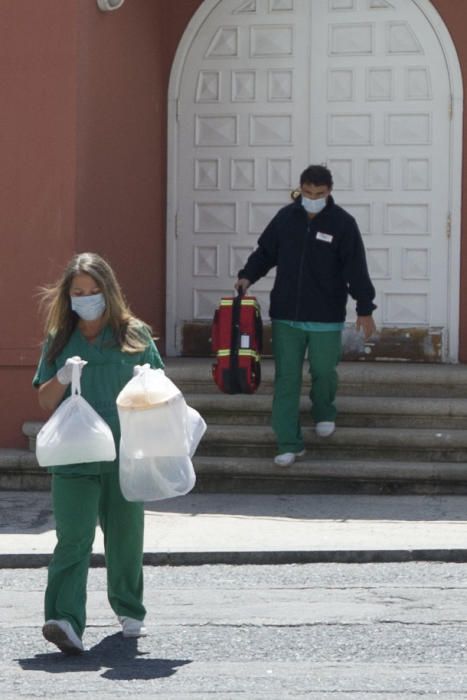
301, 195, 327, 215
71, 293, 106, 321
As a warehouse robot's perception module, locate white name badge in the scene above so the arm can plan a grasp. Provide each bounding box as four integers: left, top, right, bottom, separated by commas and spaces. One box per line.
316, 232, 333, 243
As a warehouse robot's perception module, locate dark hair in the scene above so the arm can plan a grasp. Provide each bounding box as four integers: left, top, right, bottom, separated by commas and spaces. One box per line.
300, 165, 333, 189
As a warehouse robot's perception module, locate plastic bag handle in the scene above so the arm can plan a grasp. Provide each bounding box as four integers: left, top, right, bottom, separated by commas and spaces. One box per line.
71, 362, 82, 396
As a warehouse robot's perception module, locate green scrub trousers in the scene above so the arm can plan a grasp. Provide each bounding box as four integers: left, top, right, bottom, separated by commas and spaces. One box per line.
46, 471, 145, 638
271, 321, 342, 453
34, 325, 163, 640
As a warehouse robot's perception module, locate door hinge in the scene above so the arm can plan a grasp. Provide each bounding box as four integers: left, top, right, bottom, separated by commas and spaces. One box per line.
446, 212, 452, 238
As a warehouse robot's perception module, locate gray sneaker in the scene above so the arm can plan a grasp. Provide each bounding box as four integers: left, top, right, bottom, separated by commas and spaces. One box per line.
315, 421, 335, 437
274, 449, 305, 467
118, 616, 147, 638
42, 619, 84, 655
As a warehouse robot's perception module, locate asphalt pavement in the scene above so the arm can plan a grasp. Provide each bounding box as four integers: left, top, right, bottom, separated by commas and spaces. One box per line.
2, 562, 467, 698
3, 491, 467, 697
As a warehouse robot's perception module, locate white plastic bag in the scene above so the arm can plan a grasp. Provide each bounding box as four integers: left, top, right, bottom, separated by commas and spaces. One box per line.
342, 326, 366, 355
185, 406, 207, 457
119, 450, 196, 502
36, 360, 116, 467
119, 405, 206, 502
117, 367, 191, 457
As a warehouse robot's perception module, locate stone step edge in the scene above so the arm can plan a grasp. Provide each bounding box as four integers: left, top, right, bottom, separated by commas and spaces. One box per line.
19, 424, 467, 452
21, 393, 467, 439
193, 456, 467, 481
0, 449, 40, 469
197, 426, 467, 448
1, 449, 467, 483
165, 359, 467, 385
185, 395, 467, 416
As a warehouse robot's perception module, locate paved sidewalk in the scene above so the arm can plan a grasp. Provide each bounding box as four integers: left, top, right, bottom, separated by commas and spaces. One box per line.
2, 491, 467, 566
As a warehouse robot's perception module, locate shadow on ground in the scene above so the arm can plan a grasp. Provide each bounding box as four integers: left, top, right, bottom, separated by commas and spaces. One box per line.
17, 632, 191, 680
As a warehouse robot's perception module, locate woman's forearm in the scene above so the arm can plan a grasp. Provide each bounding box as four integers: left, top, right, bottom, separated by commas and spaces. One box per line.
37, 376, 68, 412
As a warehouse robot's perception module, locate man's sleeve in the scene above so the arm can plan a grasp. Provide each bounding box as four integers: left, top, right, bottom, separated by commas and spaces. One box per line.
339, 219, 377, 316
238, 217, 279, 284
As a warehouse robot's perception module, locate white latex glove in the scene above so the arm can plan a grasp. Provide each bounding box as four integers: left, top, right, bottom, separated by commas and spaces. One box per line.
133, 363, 150, 377
57, 356, 88, 385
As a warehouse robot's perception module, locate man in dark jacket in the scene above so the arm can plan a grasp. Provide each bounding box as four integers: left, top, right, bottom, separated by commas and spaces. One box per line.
235, 165, 376, 467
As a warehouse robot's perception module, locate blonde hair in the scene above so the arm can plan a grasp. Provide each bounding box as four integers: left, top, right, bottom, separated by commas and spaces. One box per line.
38, 252, 152, 361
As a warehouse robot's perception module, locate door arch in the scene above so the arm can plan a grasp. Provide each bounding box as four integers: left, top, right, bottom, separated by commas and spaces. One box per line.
167, 0, 463, 361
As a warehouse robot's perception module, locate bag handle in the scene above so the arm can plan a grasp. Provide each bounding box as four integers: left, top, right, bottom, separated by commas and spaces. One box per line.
71, 361, 82, 396
231, 287, 244, 321
228, 289, 246, 393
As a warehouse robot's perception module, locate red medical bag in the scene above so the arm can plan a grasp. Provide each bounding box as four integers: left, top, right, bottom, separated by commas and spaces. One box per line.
211, 293, 263, 394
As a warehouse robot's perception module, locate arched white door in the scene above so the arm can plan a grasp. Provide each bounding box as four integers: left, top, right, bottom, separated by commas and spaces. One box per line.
167, 0, 462, 360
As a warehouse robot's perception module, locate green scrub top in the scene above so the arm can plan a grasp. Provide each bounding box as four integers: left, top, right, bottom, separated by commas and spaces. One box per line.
275, 320, 345, 332
33, 324, 164, 476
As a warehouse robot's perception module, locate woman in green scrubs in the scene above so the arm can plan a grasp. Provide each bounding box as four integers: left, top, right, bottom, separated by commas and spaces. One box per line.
34, 252, 164, 655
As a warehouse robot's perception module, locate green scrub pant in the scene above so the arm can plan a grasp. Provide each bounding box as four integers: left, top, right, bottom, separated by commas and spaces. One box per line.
45, 471, 145, 639
271, 321, 342, 453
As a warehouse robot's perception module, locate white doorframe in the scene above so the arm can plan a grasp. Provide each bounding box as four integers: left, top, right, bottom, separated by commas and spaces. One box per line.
410, 0, 464, 362
166, 0, 463, 360
166, 0, 221, 356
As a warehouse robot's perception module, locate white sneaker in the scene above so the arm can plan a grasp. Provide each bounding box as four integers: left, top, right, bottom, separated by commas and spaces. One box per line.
118, 616, 147, 638
315, 421, 335, 437
42, 619, 84, 655
274, 449, 306, 467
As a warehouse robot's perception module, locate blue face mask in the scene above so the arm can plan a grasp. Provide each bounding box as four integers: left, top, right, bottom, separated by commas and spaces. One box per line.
301, 195, 327, 215
71, 293, 106, 321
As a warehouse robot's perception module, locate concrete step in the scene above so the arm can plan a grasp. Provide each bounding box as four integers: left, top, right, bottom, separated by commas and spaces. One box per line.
185, 394, 467, 429
196, 425, 467, 462
12, 359, 467, 494
166, 358, 467, 398
193, 456, 467, 494
22, 422, 42, 452
2, 447, 467, 495
0, 449, 49, 490
22, 392, 467, 458
22, 394, 467, 455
